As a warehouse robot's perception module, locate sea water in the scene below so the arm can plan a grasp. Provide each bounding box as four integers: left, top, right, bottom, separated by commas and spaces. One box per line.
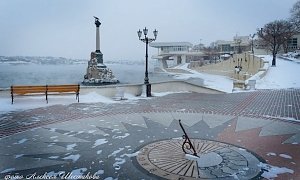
0, 63, 174, 88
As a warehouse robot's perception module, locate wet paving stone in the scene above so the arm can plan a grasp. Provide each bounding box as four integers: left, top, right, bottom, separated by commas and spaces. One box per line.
0, 89, 299, 179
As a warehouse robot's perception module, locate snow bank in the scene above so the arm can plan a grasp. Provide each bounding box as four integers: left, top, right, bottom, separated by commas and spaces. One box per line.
0, 90, 194, 114
171, 63, 233, 93
0, 92, 117, 114
255, 56, 300, 89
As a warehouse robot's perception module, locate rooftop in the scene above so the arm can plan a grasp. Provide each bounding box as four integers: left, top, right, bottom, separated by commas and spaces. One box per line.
150, 42, 193, 48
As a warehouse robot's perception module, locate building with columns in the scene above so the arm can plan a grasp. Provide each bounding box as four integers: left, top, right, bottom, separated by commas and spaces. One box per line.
150, 42, 205, 69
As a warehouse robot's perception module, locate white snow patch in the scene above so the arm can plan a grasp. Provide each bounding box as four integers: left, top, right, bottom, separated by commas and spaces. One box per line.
267, 152, 276, 156
112, 133, 130, 139
120, 151, 140, 158
113, 157, 126, 170
112, 129, 119, 132
262, 115, 299, 122
66, 143, 77, 151
13, 138, 28, 144
76, 131, 84, 134
62, 154, 80, 163
108, 148, 125, 158
48, 156, 59, 159
15, 154, 24, 158
88, 130, 97, 134
230, 173, 239, 179
97, 150, 102, 155
104, 177, 117, 180
92, 139, 108, 148
279, 154, 292, 159
49, 128, 57, 132
258, 162, 294, 179
94, 169, 104, 175
48, 143, 56, 147
172, 137, 183, 140
152, 91, 190, 97
1, 168, 15, 173
185, 154, 200, 161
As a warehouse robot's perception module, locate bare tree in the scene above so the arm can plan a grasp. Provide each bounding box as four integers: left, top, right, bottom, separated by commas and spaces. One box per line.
257, 20, 295, 66
203, 46, 218, 63
290, 0, 300, 31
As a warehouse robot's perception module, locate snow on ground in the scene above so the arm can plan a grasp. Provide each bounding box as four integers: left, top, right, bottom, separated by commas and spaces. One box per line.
255, 55, 300, 89
92, 139, 108, 148
0, 90, 191, 114
173, 55, 300, 91
0, 168, 16, 173
62, 154, 81, 163
279, 154, 292, 159
0, 92, 117, 114
13, 138, 28, 145
172, 63, 233, 93
66, 143, 77, 151
258, 162, 294, 179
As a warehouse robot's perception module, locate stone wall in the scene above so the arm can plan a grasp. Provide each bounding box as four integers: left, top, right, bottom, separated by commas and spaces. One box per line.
191, 52, 264, 81
1, 81, 224, 100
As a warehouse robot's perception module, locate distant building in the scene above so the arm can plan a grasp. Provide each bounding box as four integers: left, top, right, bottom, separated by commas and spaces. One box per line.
254, 33, 300, 54
215, 35, 251, 54
287, 34, 300, 51
150, 42, 197, 68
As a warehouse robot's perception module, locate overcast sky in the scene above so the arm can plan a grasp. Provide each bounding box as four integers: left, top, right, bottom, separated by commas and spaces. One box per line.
0, 0, 298, 61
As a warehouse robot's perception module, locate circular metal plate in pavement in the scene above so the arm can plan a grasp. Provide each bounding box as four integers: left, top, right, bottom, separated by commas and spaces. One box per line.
136, 139, 264, 179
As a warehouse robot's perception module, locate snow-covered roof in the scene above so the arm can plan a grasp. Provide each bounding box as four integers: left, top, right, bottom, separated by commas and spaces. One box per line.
150, 42, 193, 48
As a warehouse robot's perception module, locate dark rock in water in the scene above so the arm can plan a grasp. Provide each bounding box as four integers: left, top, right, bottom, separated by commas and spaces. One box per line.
81, 80, 119, 86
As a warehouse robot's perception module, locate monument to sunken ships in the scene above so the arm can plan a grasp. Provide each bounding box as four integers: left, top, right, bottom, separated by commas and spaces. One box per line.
83, 17, 118, 85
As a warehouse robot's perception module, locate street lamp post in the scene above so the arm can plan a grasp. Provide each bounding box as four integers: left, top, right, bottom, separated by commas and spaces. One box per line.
236, 39, 242, 54
250, 34, 256, 54
137, 27, 158, 97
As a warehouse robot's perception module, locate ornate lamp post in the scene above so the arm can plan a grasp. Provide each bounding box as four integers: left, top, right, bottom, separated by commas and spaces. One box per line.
137, 27, 158, 97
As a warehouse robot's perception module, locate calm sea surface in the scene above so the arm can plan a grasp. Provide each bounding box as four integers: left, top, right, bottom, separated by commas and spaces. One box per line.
0, 63, 174, 88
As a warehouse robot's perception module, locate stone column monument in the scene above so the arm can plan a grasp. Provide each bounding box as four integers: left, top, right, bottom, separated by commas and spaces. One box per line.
94, 16, 103, 64
83, 17, 118, 85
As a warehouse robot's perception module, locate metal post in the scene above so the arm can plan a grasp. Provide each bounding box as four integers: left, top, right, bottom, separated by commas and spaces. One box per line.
145, 38, 149, 85
179, 120, 198, 157
137, 27, 158, 97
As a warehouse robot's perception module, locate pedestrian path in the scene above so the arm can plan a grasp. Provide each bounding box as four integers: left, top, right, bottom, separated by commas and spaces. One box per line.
0, 89, 299, 179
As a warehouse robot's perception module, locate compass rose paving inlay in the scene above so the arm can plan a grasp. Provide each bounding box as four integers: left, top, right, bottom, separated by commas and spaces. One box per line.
1, 111, 299, 179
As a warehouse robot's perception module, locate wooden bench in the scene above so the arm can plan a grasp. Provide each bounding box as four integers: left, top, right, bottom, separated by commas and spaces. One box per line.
11, 84, 80, 104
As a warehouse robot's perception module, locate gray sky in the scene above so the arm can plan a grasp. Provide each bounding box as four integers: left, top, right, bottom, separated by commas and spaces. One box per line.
0, 0, 298, 60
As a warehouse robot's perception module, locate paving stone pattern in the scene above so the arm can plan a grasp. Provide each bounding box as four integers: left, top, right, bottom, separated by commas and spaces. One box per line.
0, 89, 299, 179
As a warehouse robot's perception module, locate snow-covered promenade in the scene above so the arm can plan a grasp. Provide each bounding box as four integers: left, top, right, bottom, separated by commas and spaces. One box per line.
0, 55, 300, 179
